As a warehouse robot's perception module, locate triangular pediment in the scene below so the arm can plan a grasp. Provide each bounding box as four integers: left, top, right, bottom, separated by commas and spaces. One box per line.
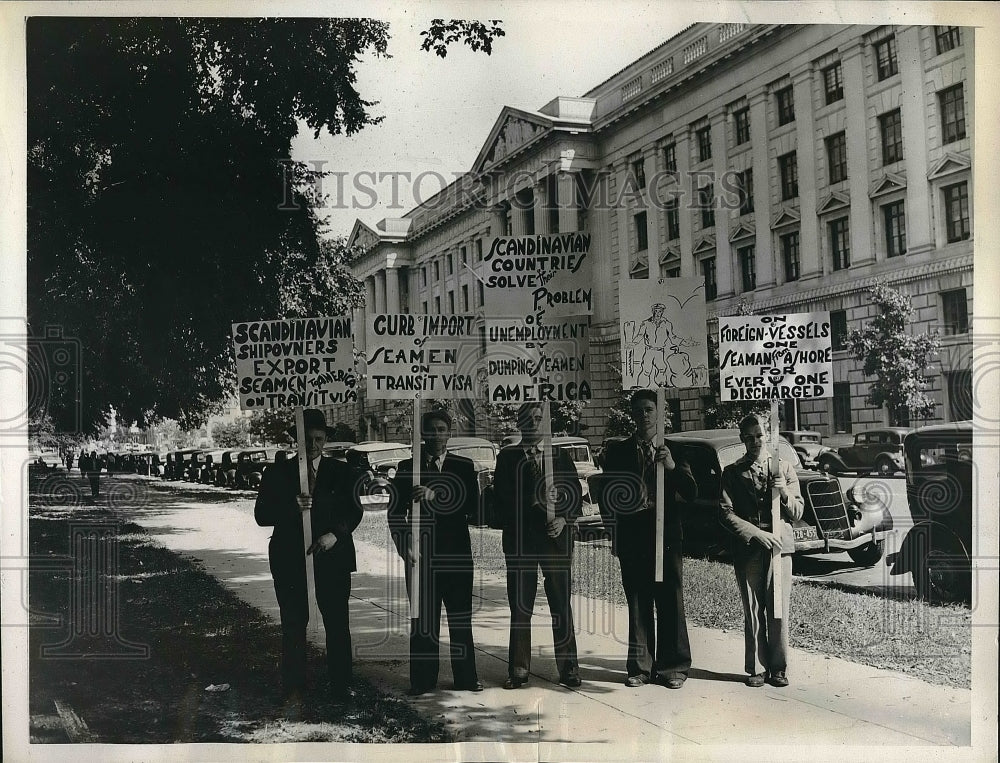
870, 172, 907, 199
472, 107, 553, 175
629, 253, 650, 277
928, 152, 971, 180
347, 220, 381, 252
692, 235, 717, 255
818, 191, 850, 215
658, 246, 681, 265
770, 206, 800, 229
729, 222, 756, 242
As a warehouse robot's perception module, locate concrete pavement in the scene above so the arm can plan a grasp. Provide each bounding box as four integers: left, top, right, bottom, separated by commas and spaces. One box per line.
108, 476, 971, 751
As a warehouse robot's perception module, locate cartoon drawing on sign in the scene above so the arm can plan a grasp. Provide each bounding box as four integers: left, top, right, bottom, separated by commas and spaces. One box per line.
623, 300, 707, 388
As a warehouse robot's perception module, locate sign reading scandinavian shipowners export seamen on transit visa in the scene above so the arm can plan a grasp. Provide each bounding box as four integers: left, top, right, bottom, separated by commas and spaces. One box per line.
718, 312, 833, 401
483, 234, 593, 403
231, 317, 357, 409
365, 314, 478, 399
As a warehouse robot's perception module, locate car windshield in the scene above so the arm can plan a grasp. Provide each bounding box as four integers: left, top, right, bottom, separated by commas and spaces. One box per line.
249, 452, 267, 462
369, 447, 410, 463
910, 437, 972, 470
449, 446, 496, 462
557, 445, 592, 464
718, 440, 799, 470
798, 433, 821, 443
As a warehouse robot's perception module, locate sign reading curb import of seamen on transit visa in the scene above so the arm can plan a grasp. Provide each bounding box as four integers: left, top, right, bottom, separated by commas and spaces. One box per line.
483, 233, 593, 403
718, 312, 833, 401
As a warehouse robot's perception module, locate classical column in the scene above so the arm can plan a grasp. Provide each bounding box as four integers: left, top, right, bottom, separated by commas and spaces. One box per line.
841, 39, 876, 266
709, 111, 734, 299
556, 171, 578, 233
374, 270, 386, 314
675, 130, 695, 279
385, 266, 400, 313
533, 180, 549, 235
897, 25, 932, 253
510, 192, 527, 236
589, 170, 614, 324
491, 204, 508, 240
642, 147, 659, 271
749, 88, 775, 287
792, 63, 820, 279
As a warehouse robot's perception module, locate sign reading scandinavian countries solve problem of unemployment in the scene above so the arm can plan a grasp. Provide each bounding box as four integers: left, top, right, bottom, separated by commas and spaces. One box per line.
231, 317, 357, 410
718, 312, 833, 401
482, 233, 594, 403
365, 314, 478, 399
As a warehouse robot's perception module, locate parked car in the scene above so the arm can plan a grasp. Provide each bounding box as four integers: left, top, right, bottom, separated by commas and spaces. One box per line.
887, 421, 972, 604
196, 449, 228, 483
652, 429, 893, 566
216, 450, 240, 487
167, 449, 199, 480
816, 427, 914, 476
444, 437, 498, 526
345, 442, 412, 501
235, 447, 293, 490
29, 450, 62, 472
780, 430, 833, 470
323, 441, 356, 462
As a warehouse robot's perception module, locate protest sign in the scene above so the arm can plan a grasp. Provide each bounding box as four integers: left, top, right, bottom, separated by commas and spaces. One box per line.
231, 316, 356, 410
364, 313, 478, 399
619, 278, 709, 390
483, 233, 594, 402
718, 312, 833, 402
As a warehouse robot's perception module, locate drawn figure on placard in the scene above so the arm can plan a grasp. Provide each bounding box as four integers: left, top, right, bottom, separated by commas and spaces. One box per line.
626, 304, 702, 387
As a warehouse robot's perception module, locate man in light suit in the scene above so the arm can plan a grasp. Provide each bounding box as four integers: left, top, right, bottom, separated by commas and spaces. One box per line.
388, 408, 483, 695
599, 389, 697, 689
254, 408, 363, 702
493, 402, 582, 689
719, 414, 804, 688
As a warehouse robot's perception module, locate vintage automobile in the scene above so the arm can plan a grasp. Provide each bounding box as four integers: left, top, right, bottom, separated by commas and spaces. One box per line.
235, 447, 294, 490
345, 442, 412, 501
887, 421, 972, 604
815, 427, 913, 476
29, 450, 62, 472
445, 436, 498, 526
182, 450, 209, 482
322, 441, 357, 462
216, 450, 241, 487
197, 449, 228, 484
658, 429, 893, 566
779, 429, 833, 470
166, 449, 200, 480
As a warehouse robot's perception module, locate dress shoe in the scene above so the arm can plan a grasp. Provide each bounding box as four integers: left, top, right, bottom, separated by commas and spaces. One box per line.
503, 675, 528, 690
767, 671, 789, 688
455, 680, 485, 692
746, 673, 766, 688
558, 671, 582, 688
407, 685, 434, 697
624, 674, 649, 688
663, 675, 686, 690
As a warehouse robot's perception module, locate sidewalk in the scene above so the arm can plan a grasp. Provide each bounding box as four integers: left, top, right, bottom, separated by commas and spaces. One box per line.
119, 478, 970, 749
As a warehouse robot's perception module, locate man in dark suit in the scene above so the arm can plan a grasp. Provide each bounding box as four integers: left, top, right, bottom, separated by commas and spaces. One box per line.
254, 408, 363, 701
719, 414, 804, 688
388, 408, 483, 695
600, 389, 698, 689
493, 402, 583, 689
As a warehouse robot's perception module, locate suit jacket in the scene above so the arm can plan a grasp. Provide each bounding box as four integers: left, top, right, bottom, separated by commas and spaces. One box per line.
254, 455, 363, 572
718, 453, 804, 560
387, 452, 478, 564
599, 435, 697, 558
492, 443, 582, 556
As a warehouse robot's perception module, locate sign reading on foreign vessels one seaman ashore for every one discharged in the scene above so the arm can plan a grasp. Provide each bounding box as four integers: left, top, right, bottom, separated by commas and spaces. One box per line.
482, 233, 593, 403
231, 316, 357, 410
717, 312, 833, 401
365, 313, 478, 399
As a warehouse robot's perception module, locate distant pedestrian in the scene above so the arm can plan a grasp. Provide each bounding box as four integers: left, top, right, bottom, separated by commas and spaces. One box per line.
65, 451, 74, 471
85, 450, 101, 498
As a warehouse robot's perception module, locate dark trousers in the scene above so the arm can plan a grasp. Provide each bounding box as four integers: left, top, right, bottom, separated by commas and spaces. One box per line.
734, 547, 792, 676
403, 562, 478, 690
619, 549, 691, 679
504, 535, 578, 679
269, 540, 353, 692
87, 472, 100, 497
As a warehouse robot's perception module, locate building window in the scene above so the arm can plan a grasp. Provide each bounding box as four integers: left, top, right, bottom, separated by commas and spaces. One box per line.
875, 35, 898, 80
665, 198, 680, 240
702, 258, 717, 300
667, 398, 681, 433
460, 246, 468, 266
833, 382, 852, 433
935, 26, 961, 55
879, 109, 903, 165
421, 301, 428, 314
831, 310, 848, 351
663, 142, 677, 172
738, 245, 756, 292
883, 200, 907, 257
478, 281, 484, 307
943, 182, 971, 242
699, 184, 715, 228
939, 84, 966, 143
781, 231, 800, 281
826, 132, 847, 183
830, 217, 851, 270
476, 238, 483, 261
778, 152, 798, 200
434, 296, 441, 313
462, 284, 469, 312
696, 126, 712, 162
941, 289, 969, 335
663, 265, 680, 279
433, 261, 440, 281
775, 86, 795, 125
823, 62, 844, 104
421, 266, 427, 287
737, 168, 754, 215
447, 252, 454, 275
734, 107, 750, 145
634, 211, 648, 252
448, 291, 455, 313
631, 156, 647, 189
947, 370, 972, 420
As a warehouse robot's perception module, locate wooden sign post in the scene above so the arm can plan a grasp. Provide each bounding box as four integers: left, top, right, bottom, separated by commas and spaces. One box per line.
541, 402, 556, 523
654, 387, 666, 583
293, 405, 319, 633
768, 400, 783, 619
410, 397, 422, 619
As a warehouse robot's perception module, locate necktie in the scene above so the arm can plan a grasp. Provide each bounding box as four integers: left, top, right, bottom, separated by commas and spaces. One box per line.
526, 447, 542, 482
640, 440, 654, 471
307, 459, 317, 495
425, 455, 438, 473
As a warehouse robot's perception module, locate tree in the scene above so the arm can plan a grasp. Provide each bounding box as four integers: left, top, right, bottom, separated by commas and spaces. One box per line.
26, 17, 504, 434
248, 408, 295, 446
211, 420, 249, 448
847, 280, 940, 426
420, 20, 505, 57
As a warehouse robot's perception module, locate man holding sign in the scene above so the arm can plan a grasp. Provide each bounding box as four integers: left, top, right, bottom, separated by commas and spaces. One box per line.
719, 414, 804, 688
388, 409, 483, 696
254, 409, 363, 701
600, 389, 697, 689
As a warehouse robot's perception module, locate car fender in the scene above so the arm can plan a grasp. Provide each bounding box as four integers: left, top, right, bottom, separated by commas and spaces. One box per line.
817, 451, 849, 473
886, 520, 969, 576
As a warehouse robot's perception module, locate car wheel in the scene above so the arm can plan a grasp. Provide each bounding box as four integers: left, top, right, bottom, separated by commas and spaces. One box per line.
875, 456, 895, 476
847, 541, 884, 567
913, 548, 971, 605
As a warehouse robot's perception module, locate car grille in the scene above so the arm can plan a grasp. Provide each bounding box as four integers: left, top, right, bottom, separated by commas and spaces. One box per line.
804, 479, 852, 540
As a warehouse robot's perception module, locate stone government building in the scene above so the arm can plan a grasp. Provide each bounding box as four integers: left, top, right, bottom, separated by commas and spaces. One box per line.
336, 23, 973, 443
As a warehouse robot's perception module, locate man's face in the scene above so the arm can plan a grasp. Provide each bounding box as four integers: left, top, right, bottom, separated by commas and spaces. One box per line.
630, 398, 657, 440
304, 428, 328, 461
423, 417, 450, 455
652, 306, 664, 320
518, 407, 544, 445
741, 423, 765, 460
